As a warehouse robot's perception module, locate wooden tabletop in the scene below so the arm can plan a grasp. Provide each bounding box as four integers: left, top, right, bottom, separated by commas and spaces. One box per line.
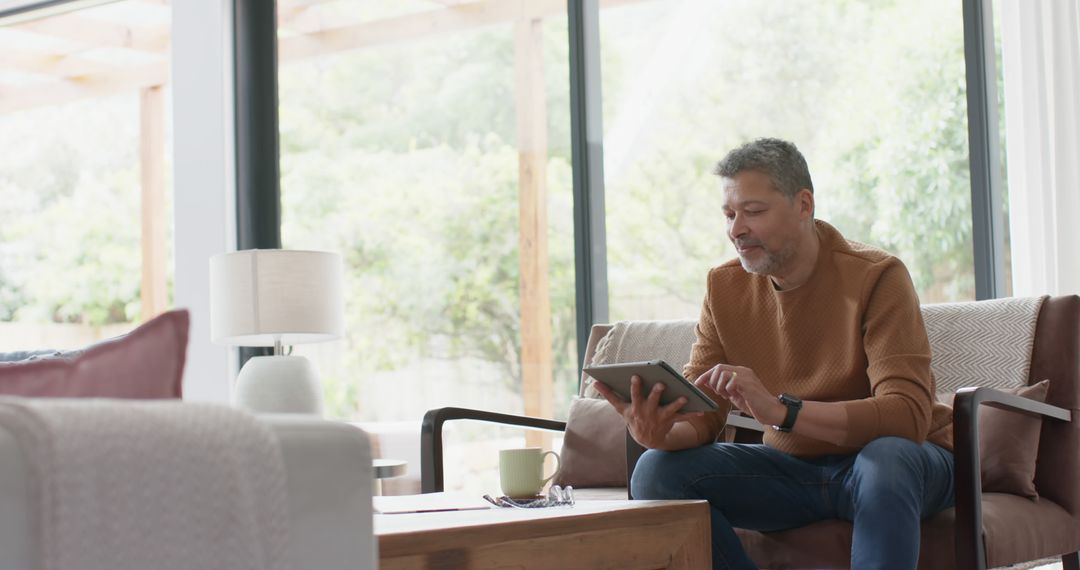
376, 499, 711, 569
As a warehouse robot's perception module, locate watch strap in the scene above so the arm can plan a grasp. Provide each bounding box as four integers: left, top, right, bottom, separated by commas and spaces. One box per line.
776, 393, 802, 432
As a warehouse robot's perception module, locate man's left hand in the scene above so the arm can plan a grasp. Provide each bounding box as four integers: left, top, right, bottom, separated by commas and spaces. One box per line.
694, 364, 787, 427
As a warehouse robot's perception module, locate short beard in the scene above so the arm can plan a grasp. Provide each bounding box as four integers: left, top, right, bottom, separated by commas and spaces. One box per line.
738, 241, 797, 275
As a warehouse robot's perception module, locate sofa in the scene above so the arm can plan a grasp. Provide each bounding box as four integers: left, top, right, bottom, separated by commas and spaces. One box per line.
423, 295, 1080, 570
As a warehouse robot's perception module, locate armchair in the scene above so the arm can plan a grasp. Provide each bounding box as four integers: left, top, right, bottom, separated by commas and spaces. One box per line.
422, 295, 1080, 570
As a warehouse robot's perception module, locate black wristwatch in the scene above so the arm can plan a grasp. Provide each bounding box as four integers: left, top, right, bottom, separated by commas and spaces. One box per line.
774, 393, 803, 432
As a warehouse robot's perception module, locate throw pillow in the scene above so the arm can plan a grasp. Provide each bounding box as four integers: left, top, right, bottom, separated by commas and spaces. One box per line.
553, 397, 627, 488
944, 379, 1050, 499
0, 309, 189, 399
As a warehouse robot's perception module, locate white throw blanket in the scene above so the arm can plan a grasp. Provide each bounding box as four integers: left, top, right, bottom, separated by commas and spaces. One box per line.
0, 398, 291, 570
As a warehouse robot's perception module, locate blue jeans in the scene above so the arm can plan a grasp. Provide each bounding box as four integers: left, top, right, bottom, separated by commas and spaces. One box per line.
630, 437, 955, 570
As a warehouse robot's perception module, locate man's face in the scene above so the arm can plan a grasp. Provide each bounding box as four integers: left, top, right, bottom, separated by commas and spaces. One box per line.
721, 170, 809, 275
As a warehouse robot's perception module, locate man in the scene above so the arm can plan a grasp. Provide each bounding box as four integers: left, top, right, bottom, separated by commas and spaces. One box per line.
593, 138, 955, 570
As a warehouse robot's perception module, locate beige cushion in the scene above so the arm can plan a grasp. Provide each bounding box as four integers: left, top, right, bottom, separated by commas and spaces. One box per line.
553, 398, 627, 488
581, 319, 697, 399
943, 380, 1050, 499
567, 320, 697, 488
922, 297, 1044, 394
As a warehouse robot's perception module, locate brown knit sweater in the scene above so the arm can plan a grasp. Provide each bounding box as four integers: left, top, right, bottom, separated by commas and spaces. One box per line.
684, 220, 953, 457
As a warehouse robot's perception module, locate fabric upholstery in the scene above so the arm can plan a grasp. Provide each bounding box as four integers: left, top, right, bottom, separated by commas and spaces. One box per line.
922, 296, 1044, 394
577, 324, 613, 396
581, 319, 697, 399
566, 320, 695, 489
0, 310, 188, 399
735, 493, 1079, 569
0, 397, 289, 570
553, 397, 627, 488
0, 406, 377, 570
1031, 296, 1080, 515
942, 380, 1049, 499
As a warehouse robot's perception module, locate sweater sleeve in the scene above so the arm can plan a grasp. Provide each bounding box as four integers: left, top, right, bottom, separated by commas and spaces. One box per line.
839, 259, 934, 447
683, 270, 734, 443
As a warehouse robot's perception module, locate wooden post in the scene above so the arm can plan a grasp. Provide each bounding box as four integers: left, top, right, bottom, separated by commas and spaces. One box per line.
140, 85, 168, 320
515, 15, 554, 451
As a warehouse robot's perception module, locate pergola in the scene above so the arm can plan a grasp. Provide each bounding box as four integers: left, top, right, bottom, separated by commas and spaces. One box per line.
0, 0, 636, 438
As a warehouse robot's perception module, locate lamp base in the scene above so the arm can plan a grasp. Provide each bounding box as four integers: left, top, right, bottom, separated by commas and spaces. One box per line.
233, 355, 324, 415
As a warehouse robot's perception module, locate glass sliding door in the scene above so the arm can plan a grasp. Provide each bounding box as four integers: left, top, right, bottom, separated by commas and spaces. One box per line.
277, 0, 574, 494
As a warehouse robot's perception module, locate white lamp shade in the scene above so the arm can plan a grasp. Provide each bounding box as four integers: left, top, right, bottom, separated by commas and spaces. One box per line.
210, 249, 345, 346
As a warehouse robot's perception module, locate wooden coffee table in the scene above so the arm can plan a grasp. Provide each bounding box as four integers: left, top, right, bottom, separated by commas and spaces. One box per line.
376, 499, 711, 569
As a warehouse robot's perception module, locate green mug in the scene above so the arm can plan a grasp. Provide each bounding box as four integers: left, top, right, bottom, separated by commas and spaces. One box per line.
499, 447, 562, 498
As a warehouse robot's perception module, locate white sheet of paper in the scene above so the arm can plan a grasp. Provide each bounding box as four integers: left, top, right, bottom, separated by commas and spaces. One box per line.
373, 492, 494, 515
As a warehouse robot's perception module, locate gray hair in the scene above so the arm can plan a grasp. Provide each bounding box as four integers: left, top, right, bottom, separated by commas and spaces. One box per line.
713, 138, 814, 201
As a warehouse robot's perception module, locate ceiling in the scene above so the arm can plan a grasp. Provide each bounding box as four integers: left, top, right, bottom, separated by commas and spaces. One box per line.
0, 0, 609, 115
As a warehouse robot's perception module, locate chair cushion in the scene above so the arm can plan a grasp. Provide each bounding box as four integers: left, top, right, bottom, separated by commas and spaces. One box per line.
0, 310, 189, 399
736, 493, 1080, 569
553, 397, 627, 488
943, 380, 1050, 499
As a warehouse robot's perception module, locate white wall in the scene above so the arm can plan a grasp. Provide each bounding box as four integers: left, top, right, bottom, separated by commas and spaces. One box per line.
172, 0, 236, 402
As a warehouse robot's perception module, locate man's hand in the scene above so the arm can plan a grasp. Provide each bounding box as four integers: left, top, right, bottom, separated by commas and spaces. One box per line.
593, 376, 702, 449
694, 364, 786, 427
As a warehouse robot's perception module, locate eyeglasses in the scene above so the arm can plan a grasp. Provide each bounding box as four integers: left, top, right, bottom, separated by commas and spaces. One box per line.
483, 485, 575, 509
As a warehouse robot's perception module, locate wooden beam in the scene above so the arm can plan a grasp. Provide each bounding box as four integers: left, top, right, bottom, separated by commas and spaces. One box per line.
515, 15, 554, 450
0, 49, 116, 79
278, 0, 565, 61
140, 85, 168, 320
13, 13, 169, 54
0, 62, 167, 114
1, 0, 647, 113
277, 0, 641, 62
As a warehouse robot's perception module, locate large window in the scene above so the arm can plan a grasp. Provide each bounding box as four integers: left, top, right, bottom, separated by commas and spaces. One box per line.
266, 0, 1010, 494
601, 0, 980, 320
277, 1, 574, 493
0, 1, 174, 349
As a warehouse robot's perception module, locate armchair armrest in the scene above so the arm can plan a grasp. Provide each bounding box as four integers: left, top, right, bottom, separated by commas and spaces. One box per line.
952, 386, 1072, 570
727, 413, 766, 432
420, 407, 566, 493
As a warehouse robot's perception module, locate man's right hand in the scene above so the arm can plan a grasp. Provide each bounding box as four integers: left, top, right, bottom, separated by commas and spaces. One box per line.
592, 375, 702, 449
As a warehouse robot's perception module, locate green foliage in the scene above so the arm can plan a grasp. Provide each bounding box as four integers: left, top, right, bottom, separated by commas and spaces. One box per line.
0, 94, 150, 325
601, 0, 975, 316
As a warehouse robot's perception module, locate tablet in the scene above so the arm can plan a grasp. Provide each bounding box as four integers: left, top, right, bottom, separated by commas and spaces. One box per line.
583, 360, 720, 413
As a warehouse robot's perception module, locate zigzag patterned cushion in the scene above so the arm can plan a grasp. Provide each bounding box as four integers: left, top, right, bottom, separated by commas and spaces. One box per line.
922, 296, 1045, 394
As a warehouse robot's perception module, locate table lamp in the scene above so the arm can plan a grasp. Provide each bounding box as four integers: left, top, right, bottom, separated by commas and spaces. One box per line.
209, 249, 344, 415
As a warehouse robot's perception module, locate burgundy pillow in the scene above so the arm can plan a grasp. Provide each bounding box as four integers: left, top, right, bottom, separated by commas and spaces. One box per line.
944, 380, 1050, 499
0, 309, 189, 399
